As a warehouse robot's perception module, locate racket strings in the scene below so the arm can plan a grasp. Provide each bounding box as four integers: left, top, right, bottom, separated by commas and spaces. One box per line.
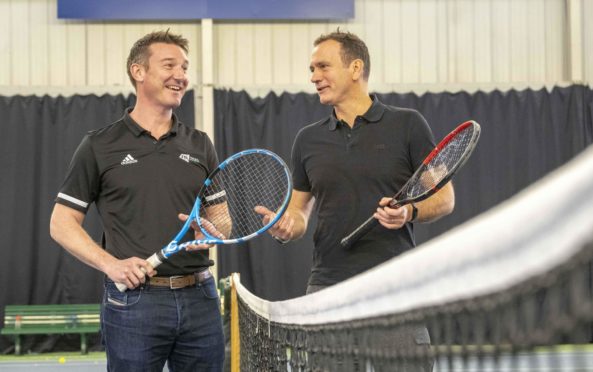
200, 153, 290, 240
405, 125, 478, 199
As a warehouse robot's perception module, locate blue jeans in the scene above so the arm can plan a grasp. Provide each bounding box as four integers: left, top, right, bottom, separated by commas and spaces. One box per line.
101, 276, 224, 372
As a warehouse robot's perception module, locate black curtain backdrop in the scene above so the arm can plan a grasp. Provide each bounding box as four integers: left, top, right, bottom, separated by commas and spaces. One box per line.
1, 86, 592, 352
0, 91, 194, 354
215, 85, 593, 301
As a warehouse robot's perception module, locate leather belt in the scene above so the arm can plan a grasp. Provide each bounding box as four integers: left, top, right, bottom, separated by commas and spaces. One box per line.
148, 270, 212, 289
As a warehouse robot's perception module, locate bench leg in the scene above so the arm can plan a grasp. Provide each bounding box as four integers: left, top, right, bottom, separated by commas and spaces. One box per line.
80, 333, 88, 355
15, 335, 21, 355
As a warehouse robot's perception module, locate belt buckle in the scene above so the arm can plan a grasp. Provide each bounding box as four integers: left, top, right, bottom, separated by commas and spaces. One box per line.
168, 275, 185, 289
196, 269, 211, 283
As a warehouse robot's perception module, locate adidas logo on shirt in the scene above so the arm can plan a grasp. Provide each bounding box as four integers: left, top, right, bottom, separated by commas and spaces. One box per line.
121, 154, 138, 165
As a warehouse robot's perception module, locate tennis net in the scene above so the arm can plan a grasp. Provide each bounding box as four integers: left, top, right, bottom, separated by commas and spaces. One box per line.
231, 144, 593, 372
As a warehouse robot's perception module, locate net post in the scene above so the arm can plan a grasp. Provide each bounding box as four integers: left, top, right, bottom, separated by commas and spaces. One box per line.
230, 273, 241, 372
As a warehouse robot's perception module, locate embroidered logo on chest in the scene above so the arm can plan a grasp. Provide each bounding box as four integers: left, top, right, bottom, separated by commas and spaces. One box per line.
120, 154, 138, 165
179, 154, 201, 165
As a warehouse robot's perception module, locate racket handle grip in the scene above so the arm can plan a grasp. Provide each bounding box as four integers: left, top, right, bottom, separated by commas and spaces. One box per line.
341, 215, 379, 250
115, 253, 163, 292
115, 282, 129, 292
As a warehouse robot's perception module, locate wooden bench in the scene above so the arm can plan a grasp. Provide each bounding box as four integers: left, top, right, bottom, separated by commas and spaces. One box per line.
1, 304, 101, 355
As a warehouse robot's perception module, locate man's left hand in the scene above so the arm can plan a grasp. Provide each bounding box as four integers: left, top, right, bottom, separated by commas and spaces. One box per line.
374, 197, 411, 229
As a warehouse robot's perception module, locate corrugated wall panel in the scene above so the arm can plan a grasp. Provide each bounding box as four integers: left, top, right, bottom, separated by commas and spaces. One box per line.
545, 0, 566, 82
0, 0, 201, 90
86, 23, 106, 86
212, 0, 571, 92
418, 0, 439, 84
382, 0, 403, 84
104, 24, 127, 86
216, 23, 236, 86
510, 0, 529, 82
11, 0, 30, 86
67, 21, 87, 86
30, 0, 49, 86
47, 0, 68, 86
451, 0, 476, 83
435, 0, 449, 84
0, 0, 581, 94
473, 0, 492, 82
363, 0, 384, 85
0, 1, 9, 85
254, 24, 273, 85
270, 24, 292, 85
400, 0, 421, 83
289, 23, 312, 85
527, 0, 547, 82
236, 24, 256, 86
491, 0, 512, 82
583, 0, 592, 83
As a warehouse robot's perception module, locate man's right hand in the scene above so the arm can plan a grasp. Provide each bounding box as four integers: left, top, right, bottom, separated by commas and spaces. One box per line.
254, 205, 295, 242
105, 257, 157, 290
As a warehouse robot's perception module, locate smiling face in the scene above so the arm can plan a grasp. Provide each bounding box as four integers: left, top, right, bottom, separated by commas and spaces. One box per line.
309, 40, 357, 107
133, 42, 189, 109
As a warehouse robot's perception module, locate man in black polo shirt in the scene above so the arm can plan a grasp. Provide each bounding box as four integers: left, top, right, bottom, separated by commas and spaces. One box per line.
50, 31, 224, 371
257, 30, 455, 371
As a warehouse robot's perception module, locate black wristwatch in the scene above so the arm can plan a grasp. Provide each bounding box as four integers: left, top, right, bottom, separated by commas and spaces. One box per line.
410, 203, 418, 222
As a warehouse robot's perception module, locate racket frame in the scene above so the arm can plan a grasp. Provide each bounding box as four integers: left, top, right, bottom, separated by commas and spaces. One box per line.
389, 120, 481, 208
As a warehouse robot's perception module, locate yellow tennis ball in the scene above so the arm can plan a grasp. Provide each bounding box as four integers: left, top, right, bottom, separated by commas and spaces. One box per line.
58, 356, 66, 364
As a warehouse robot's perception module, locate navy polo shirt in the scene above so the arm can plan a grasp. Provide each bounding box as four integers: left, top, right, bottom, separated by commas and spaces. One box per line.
56, 109, 218, 276
292, 95, 436, 286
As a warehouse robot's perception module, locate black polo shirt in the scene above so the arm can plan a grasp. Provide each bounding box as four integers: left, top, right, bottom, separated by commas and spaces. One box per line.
292, 95, 436, 286
56, 109, 218, 276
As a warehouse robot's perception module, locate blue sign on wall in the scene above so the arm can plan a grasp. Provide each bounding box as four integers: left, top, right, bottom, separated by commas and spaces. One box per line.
58, 0, 354, 20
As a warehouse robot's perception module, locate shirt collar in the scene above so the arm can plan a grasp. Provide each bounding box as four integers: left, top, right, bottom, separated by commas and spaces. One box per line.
122, 108, 179, 137
326, 94, 385, 131
362, 94, 386, 122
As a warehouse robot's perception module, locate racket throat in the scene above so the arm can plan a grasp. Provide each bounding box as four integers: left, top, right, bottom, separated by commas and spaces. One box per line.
148, 252, 166, 267
388, 200, 402, 208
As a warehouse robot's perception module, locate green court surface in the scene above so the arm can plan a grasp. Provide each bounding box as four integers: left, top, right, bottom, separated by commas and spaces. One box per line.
0, 352, 108, 372
0, 352, 106, 363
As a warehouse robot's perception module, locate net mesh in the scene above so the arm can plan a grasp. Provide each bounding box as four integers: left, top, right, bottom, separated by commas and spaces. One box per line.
200, 151, 290, 240
232, 144, 593, 372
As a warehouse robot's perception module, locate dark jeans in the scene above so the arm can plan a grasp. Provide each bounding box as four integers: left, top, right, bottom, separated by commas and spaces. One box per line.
101, 276, 224, 372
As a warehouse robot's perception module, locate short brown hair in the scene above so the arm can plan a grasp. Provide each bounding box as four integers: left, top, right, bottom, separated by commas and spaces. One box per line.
314, 29, 370, 80
126, 30, 189, 88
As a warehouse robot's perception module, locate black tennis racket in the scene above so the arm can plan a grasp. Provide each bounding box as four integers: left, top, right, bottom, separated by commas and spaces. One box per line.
116, 148, 292, 291
340, 120, 481, 250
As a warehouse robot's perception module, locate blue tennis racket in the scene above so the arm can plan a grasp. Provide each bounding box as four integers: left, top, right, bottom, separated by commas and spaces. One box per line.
116, 148, 292, 292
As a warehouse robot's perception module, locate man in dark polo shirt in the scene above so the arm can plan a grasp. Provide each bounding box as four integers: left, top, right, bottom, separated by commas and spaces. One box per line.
257, 30, 455, 371
50, 31, 224, 371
